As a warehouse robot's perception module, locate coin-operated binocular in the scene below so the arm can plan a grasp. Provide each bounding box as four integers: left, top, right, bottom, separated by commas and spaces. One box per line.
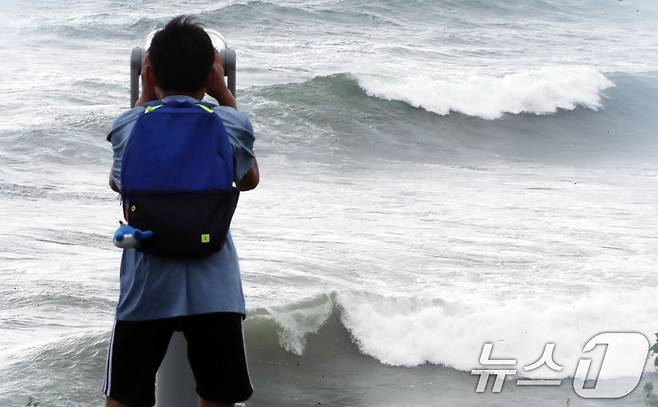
129, 29, 237, 107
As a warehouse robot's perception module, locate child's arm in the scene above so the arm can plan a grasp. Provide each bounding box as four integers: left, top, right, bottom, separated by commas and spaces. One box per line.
135, 53, 158, 106
109, 176, 119, 192
236, 159, 259, 191
206, 52, 237, 109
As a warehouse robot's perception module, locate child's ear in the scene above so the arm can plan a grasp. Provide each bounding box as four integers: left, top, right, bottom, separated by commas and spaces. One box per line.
144, 64, 157, 88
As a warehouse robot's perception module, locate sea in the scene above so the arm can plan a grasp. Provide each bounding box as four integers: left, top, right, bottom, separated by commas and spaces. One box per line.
1, 0, 657, 406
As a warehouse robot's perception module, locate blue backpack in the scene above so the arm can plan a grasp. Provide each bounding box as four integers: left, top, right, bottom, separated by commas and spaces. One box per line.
120, 100, 239, 259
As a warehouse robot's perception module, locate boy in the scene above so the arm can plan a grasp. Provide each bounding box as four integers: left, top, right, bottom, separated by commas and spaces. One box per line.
104, 16, 258, 407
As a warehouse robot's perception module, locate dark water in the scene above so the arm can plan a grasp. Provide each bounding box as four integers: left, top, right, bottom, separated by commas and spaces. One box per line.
1, 0, 657, 406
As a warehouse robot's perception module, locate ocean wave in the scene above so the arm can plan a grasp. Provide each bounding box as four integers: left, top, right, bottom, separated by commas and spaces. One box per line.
248, 289, 658, 379
1, 289, 654, 406
25, 1, 392, 41
0, 329, 108, 406
25, 16, 158, 41
356, 66, 615, 119
240, 70, 658, 164
200, 0, 395, 27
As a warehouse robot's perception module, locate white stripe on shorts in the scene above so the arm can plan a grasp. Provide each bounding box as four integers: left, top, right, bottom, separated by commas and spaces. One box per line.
103, 320, 117, 395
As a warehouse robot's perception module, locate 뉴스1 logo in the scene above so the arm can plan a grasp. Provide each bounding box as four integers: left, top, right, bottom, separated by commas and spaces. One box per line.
471, 332, 651, 399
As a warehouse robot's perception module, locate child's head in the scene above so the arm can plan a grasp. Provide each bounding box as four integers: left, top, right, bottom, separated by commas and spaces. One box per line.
148, 15, 214, 96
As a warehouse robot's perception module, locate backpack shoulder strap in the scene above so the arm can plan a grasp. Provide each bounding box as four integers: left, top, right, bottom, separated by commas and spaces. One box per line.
120, 99, 233, 200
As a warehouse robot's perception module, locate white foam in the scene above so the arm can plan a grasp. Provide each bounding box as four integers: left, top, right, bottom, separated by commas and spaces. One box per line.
267, 293, 334, 355
335, 289, 657, 379
357, 66, 615, 120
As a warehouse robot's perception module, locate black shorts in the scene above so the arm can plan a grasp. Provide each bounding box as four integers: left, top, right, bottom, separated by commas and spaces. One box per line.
102, 312, 253, 407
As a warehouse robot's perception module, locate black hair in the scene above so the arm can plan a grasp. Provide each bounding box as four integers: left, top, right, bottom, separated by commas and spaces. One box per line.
148, 15, 214, 93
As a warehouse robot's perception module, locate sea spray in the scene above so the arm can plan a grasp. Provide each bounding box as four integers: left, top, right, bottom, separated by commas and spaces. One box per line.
357, 66, 615, 119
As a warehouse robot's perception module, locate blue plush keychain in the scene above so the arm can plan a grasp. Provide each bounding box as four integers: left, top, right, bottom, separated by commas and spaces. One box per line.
113, 221, 154, 249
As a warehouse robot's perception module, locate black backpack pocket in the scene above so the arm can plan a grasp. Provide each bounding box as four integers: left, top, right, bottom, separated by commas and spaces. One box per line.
126, 188, 239, 259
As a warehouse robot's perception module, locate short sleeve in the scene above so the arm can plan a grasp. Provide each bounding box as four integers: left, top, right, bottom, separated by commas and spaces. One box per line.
107, 108, 143, 190
215, 107, 256, 182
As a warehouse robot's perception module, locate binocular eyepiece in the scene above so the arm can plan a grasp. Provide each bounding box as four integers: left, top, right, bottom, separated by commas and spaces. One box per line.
130, 29, 237, 107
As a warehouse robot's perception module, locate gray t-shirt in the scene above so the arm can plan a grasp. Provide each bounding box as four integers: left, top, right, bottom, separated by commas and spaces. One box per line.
108, 95, 254, 321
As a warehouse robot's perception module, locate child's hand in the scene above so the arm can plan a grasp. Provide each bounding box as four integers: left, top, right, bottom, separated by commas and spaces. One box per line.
206, 52, 225, 94
206, 52, 236, 108
136, 52, 158, 105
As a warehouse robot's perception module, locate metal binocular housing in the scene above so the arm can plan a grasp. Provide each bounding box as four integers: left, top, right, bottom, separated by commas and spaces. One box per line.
130, 29, 237, 107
